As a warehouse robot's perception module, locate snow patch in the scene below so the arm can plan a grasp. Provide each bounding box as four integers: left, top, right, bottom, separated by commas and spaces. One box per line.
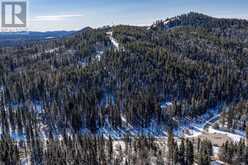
100, 92, 115, 108
45, 36, 56, 39
160, 101, 173, 109
213, 146, 220, 156
45, 47, 60, 53
96, 50, 104, 61
32, 101, 44, 114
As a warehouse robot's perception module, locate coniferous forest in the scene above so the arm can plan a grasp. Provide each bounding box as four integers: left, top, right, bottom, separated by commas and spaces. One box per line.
0, 12, 247, 164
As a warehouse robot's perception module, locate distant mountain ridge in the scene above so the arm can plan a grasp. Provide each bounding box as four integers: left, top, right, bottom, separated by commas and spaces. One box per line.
0, 31, 75, 47
0, 31, 75, 40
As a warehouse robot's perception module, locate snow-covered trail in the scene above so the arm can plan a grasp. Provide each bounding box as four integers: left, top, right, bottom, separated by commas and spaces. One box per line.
106, 31, 119, 50
201, 113, 245, 142
202, 114, 221, 130
185, 110, 245, 142
178, 107, 222, 138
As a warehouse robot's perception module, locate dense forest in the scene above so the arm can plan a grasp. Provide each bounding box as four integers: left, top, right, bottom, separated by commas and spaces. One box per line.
0, 12, 247, 164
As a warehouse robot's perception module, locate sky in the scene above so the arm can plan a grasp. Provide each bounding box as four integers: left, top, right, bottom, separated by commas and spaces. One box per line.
25, 0, 248, 31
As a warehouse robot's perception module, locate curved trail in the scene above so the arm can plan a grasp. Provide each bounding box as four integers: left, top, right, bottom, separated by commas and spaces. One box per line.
106, 31, 120, 50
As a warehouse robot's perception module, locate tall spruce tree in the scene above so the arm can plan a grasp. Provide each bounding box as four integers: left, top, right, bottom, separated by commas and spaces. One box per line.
185, 139, 194, 165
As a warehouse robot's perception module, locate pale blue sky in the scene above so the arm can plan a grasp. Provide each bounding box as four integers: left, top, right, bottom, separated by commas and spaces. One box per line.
28, 0, 248, 31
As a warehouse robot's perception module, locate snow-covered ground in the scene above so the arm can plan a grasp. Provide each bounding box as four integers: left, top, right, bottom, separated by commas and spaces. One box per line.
78, 102, 245, 144
0, 99, 46, 142
160, 101, 173, 109
32, 47, 62, 59
176, 106, 222, 138
96, 50, 104, 61
1, 93, 244, 146
208, 127, 245, 142
100, 92, 115, 108
213, 146, 220, 156
32, 101, 44, 114
44, 47, 60, 54
174, 103, 245, 143
79, 116, 167, 139
20, 155, 31, 165
211, 160, 225, 165
0, 86, 4, 93
8, 100, 44, 114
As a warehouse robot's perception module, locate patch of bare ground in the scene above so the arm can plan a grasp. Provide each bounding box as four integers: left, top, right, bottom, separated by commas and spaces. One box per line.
191, 132, 232, 147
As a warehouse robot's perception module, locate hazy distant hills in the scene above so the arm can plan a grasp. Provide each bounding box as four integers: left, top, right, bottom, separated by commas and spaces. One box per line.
0, 31, 75, 47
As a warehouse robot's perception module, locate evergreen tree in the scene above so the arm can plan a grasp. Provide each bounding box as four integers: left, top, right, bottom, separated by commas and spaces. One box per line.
172, 143, 179, 165
198, 140, 212, 165
185, 139, 194, 165
167, 129, 175, 164
245, 146, 248, 165
246, 125, 248, 144
178, 138, 185, 164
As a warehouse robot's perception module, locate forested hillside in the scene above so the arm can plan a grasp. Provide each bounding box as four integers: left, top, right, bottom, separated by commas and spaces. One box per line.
0, 12, 247, 164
